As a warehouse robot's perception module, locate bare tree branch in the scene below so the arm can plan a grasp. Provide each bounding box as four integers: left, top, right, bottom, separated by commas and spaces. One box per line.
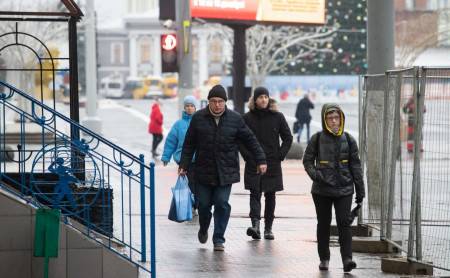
396, 8, 450, 68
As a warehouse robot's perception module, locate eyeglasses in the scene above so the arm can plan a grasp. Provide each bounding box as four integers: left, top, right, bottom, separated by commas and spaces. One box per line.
326, 116, 340, 122
209, 100, 225, 105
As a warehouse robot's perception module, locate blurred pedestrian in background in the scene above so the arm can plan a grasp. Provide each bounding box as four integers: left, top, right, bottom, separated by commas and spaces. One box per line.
239, 87, 293, 240
403, 97, 426, 152
161, 95, 198, 214
149, 97, 163, 158
179, 85, 267, 252
302, 103, 365, 273
295, 93, 314, 143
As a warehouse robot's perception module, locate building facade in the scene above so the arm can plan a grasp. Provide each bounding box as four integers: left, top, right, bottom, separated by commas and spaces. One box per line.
97, 6, 230, 91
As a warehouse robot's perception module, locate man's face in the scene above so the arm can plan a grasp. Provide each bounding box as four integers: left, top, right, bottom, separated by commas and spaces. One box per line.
184, 104, 196, 115
255, 95, 269, 109
325, 111, 341, 130
208, 97, 226, 114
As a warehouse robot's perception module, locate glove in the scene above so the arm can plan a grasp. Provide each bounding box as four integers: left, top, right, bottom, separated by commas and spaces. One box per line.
355, 196, 364, 204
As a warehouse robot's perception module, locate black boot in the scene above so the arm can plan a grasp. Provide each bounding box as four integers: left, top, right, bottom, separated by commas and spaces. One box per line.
264, 229, 275, 240
246, 218, 261, 239
264, 219, 275, 240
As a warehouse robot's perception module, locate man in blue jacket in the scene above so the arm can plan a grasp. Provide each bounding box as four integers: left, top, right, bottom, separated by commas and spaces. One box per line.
179, 85, 267, 251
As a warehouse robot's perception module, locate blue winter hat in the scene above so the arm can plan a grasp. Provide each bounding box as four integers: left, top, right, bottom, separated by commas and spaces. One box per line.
183, 95, 197, 110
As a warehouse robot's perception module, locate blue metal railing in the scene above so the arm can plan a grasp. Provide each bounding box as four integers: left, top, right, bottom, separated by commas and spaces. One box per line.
0, 80, 156, 277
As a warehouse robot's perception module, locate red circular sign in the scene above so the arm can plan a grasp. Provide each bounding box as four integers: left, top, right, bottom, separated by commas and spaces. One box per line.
162, 34, 177, 51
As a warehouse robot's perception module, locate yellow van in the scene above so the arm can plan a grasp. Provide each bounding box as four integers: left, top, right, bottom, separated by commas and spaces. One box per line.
163, 76, 178, 98
123, 76, 164, 99
209, 76, 221, 86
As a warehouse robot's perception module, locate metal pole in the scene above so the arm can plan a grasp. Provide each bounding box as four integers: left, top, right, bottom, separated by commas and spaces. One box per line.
231, 24, 248, 114
149, 162, 156, 278
380, 72, 390, 240
367, 0, 395, 74
139, 154, 146, 262
358, 75, 367, 225
82, 0, 102, 134
415, 67, 427, 261
408, 66, 420, 259
68, 16, 80, 139
387, 72, 403, 239
176, 0, 193, 116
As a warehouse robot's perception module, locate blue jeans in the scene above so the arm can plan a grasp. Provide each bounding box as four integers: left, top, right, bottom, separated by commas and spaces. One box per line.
196, 183, 232, 244
297, 122, 311, 141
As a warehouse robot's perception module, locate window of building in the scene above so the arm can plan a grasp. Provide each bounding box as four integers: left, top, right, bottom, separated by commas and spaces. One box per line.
111, 43, 124, 64
140, 37, 151, 63
210, 37, 222, 62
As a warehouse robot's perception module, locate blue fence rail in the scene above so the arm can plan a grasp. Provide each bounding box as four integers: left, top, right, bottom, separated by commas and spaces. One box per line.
0, 80, 156, 277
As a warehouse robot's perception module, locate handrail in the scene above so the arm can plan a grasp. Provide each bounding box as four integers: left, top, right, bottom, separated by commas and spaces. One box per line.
0, 80, 155, 277
0, 79, 150, 170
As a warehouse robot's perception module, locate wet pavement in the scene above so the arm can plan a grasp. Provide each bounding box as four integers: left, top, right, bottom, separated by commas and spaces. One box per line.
149, 161, 427, 278
92, 98, 449, 278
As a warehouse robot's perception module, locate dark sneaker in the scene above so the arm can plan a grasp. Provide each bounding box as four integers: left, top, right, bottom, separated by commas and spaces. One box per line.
198, 229, 208, 244
343, 259, 357, 272
213, 242, 225, 251
319, 260, 329, 270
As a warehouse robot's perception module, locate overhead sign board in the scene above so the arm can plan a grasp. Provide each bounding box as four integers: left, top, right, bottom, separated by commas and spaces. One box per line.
190, 0, 325, 24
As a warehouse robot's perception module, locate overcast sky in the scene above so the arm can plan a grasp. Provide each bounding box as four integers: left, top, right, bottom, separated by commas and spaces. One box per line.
91, 0, 126, 27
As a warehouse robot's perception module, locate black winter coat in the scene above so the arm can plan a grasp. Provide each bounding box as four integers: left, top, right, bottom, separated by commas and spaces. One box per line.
295, 97, 314, 124
302, 103, 365, 200
180, 106, 266, 186
239, 98, 293, 192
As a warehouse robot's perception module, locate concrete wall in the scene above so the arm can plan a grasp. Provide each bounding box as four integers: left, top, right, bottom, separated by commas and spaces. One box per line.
0, 190, 138, 278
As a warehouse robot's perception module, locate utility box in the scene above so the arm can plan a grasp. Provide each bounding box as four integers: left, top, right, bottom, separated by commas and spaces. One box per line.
34, 208, 61, 258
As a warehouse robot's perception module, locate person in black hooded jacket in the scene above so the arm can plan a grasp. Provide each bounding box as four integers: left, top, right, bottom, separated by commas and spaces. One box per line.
302, 103, 365, 273
179, 85, 267, 252
239, 87, 293, 240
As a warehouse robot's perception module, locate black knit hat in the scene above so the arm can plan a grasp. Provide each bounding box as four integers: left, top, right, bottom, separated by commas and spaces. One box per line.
253, 87, 269, 100
208, 85, 227, 101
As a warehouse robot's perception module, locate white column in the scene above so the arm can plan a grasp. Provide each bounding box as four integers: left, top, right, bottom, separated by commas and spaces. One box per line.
152, 35, 162, 76
82, 0, 102, 134
129, 34, 138, 77
197, 32, 209, 88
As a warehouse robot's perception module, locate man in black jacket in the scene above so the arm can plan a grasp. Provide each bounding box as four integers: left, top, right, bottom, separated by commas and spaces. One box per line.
239, 87, 292, 240
302, 103, 365, 273
295, 93, 314, 143
179, 85, 267, 252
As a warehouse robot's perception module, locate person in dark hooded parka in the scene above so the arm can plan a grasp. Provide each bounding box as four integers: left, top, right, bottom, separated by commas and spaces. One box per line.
302, 103, 365, 273
239, 87, 293, 240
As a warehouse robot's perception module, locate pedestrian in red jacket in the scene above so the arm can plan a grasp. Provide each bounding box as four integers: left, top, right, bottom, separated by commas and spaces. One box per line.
149, 98, 164, 157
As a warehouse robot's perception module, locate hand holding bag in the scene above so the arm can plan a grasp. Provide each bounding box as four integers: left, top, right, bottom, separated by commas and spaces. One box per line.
168, 175, 193, 223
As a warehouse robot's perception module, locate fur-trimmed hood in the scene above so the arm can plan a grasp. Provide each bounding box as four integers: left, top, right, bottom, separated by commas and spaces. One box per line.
247, 97, 279, 113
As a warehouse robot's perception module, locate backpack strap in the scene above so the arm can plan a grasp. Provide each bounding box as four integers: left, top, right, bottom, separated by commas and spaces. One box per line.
315, 131, 321, 157
345, 132, 352, 150
315, 131, 352, 157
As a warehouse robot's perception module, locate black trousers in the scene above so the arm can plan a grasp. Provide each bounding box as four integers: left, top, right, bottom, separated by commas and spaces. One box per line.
312, 193, 353, 263
151, 133, 163, 152
249, 182, 276, 230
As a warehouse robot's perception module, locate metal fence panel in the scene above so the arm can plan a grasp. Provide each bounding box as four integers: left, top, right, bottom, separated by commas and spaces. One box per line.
361, 67, 450, 271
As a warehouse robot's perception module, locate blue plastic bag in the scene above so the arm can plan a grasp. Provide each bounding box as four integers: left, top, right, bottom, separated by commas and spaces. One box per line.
168, 175, 193, 223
